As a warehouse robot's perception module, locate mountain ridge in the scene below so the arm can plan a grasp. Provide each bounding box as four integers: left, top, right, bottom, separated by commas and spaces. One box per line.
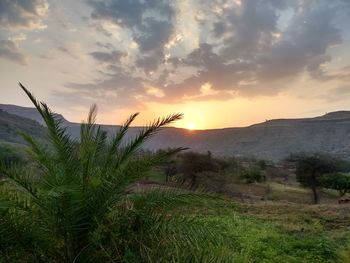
1, 104, 350, 161
3, 104, 350, 130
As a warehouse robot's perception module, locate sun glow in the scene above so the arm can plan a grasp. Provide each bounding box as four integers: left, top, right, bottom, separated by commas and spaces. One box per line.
187, 122, 196, 130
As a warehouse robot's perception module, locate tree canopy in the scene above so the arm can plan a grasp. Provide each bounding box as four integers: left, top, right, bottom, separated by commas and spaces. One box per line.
294, 153, 349, 204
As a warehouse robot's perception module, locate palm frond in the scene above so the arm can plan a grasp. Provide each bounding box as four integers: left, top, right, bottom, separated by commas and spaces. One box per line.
19, 83, 78, 176
79, 104, 108, 187
115, 113, 183, 168
20, 132, 54, 171
0, 162, 40, 205
91, 147, 187, 223
102, 112, 139, 175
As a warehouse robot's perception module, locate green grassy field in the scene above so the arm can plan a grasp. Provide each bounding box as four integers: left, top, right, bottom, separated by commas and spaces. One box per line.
181, 197, 350, 262
148, 169, 350, 262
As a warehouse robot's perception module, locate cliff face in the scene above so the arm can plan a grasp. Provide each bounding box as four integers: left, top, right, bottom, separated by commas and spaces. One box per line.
2, 104, 350, 161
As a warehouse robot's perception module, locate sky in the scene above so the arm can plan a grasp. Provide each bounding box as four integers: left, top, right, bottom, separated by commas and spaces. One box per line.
0, 0, 350, 129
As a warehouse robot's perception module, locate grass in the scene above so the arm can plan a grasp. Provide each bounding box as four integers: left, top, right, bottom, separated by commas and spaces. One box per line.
185, 198, 350, 262
147, 170, 350, 262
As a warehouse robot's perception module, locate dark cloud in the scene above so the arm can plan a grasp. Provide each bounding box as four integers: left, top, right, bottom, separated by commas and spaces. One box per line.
135, 51, 164, 73
88, 0, 175, 71
0, 0, 48, 30
218, 0, 280, 58
90, 50, 127, 64
0, 39, 26, 65
95, 42, 114, 50
259, 2, 342, 81
88, 0, 174, 28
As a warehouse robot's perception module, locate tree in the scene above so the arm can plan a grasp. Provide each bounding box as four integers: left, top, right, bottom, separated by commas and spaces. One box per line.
178, 151, 219, 189
295, 154, 343, 204
320, 172, 350, 196
0, 83, 233, 262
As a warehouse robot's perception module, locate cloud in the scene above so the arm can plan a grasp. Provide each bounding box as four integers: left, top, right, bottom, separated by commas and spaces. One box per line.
56, 46, 78, 59
58, 0, 350, 109
163, 0, 345, 100
316, 85, 350, 102
95, 41, 114, 50
258, 1, 342, 81
161, 43, 256, 100
61, 65, 146, 110
215, 0, 280, 58
0, 0, 49, 30
88, 0, 175, 71
0, 36, 27, 65
333, 85, 350, 96
90, 50, 127, 64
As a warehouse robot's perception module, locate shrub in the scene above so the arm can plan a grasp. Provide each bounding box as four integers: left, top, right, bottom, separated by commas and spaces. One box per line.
320, 172, 350, 196
241, 165, 265, 184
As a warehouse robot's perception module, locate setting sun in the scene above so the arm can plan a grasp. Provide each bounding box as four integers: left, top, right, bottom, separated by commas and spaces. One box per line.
187, 122, 195, 130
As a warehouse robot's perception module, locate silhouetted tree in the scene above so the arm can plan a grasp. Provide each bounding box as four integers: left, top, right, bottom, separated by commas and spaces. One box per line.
294, 154, 345, 204
178, 151, 219, 189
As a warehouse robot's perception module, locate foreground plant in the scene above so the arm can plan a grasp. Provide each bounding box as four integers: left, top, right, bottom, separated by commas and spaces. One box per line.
0, 83, 233, 262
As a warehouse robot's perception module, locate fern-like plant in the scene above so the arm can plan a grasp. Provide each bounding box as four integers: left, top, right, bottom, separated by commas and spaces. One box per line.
0, 83, 233, 262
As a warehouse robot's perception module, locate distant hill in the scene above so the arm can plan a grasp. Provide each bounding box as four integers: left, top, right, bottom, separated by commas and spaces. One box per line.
0, 104, 66, 126
0, 109, 47, 145
1, 104, 350, 161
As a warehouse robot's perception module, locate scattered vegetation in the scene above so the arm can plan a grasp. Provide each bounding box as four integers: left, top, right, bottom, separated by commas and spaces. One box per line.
1, 84, 350, 262
0, 84, 233, 262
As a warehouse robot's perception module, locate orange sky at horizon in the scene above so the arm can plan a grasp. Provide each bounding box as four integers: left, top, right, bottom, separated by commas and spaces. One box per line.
1, 0, 350, 130
52, 92, 350, 130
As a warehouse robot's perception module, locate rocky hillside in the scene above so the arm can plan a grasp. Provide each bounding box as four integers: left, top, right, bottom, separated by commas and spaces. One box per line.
1, 104, 350, 161
0, 109, 47, 145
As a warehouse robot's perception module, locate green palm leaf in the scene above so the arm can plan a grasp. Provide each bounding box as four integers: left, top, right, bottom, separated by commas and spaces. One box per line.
1, 83, 232, 262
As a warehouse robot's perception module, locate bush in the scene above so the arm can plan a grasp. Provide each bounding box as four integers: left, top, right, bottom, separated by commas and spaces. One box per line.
241, 165, 265, 183
320, 172, 350, 196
